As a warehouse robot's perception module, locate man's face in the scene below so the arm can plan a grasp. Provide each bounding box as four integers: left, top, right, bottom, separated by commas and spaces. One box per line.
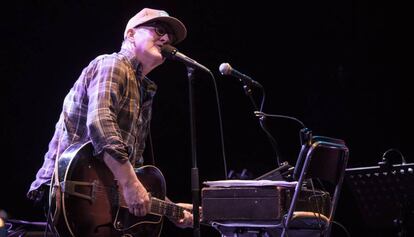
132, 22, 174, 68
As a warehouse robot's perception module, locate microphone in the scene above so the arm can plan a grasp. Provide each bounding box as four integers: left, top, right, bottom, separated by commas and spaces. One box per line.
161, 45, 210, 73
219, 63, 262, 87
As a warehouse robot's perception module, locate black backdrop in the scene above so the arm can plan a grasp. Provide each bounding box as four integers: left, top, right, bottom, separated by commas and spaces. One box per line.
1, 1, 411, 236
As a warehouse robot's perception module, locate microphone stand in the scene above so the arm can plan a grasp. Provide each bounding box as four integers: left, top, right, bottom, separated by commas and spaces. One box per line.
242, 82, 282, 166
242, 84, 259, 109
187, 66, 201, 237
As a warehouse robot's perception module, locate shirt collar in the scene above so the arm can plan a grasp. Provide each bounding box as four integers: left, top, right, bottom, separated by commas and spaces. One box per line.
119, 46, 157, 94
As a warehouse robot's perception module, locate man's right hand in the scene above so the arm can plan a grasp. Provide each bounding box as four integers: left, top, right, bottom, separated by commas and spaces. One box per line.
121, 180, 151, 216
103, 152, 151, 217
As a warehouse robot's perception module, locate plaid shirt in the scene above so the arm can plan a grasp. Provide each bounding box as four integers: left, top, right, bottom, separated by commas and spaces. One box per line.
28, 47, 157, 195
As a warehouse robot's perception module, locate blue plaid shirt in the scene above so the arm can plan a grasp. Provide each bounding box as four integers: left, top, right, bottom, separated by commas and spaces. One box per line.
28, 47, 157, 196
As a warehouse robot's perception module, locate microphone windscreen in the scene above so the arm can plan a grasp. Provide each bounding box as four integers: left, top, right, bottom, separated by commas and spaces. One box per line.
219, 63, 232, 75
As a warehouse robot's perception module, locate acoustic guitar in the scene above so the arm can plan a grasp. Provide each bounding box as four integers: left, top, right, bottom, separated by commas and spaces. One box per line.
49, 141, 190, 237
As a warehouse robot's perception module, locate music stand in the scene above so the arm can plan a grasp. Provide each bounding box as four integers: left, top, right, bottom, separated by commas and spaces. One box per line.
345, 163, 414, 236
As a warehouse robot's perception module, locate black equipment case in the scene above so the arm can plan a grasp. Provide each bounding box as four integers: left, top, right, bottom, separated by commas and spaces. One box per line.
202, 186, 330, 222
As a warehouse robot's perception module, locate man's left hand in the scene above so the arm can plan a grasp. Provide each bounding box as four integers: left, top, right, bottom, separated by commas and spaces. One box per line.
173, 203, 194, 228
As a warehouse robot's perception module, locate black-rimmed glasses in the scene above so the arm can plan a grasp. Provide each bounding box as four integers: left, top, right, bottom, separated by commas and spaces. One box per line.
136, 22, 175, 43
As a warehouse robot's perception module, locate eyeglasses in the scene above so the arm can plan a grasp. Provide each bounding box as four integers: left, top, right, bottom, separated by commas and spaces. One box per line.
136, 22, 175, 43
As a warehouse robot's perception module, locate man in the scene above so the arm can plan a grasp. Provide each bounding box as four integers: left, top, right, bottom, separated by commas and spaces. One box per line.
27, 7, 194, 235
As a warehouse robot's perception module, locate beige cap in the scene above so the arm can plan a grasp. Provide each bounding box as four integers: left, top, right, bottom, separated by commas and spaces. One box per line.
123, 8, 187, 45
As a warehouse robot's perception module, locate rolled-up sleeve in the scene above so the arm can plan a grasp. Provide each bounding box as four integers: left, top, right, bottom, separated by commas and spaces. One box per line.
86, 56, 130, 163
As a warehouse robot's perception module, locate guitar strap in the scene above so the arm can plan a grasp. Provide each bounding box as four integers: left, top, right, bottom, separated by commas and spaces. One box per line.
51, 128, 64, 225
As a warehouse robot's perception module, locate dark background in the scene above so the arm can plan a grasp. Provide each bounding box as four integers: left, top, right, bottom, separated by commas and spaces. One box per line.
1, 1, 411, 236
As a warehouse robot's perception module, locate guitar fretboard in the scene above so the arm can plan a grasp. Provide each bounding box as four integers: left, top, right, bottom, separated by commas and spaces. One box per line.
150, 198, 187, 221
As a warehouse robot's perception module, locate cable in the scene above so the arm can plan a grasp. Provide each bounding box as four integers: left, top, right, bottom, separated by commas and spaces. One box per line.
254, 111, 306, 129
218, 63, 285, 166
44, 197, 53, 237
381, 148, 406, 164
240, 79, 283, 166
255, 83, 283, 166
331, 220, 351, 237
254, 111, 307, 168
308, 180, 325, 231
309, 180, 351, 237
6, 219, 46, 226
206, 70, 228, 179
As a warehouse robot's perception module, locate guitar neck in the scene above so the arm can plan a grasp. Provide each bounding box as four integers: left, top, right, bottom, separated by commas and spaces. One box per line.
150, 197, 190, 221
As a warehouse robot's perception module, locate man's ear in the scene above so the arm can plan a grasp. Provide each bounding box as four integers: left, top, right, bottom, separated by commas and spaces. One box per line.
126, 28, 136, 42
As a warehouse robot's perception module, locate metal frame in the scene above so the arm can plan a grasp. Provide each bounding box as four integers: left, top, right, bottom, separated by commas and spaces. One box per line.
282, 136, 349, 237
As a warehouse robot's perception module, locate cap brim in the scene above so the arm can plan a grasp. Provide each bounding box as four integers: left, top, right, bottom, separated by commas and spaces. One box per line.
145, 16, 187, 45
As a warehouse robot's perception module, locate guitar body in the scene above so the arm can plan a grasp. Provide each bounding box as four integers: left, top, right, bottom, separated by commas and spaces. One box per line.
50, 142, 166, 237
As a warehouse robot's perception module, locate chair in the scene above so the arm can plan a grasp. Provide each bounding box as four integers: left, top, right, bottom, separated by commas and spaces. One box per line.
206, 135, 349, 237
279, 135, 349, 237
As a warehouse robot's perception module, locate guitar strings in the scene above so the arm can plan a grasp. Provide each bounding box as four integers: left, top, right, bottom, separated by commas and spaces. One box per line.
62, 182, 185, 219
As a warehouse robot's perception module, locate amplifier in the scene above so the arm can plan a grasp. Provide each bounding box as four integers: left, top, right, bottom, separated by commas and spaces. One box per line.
201, 186, 330, 222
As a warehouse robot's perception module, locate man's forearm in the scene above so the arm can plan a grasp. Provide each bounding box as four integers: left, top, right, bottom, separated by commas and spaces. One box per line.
103, 152, 140, 187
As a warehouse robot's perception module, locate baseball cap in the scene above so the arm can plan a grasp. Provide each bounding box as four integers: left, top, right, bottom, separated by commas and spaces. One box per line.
124, 8, 187, 45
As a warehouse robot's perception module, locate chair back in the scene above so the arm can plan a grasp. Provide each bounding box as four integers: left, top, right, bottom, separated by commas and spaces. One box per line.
284, 135, 350, 236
